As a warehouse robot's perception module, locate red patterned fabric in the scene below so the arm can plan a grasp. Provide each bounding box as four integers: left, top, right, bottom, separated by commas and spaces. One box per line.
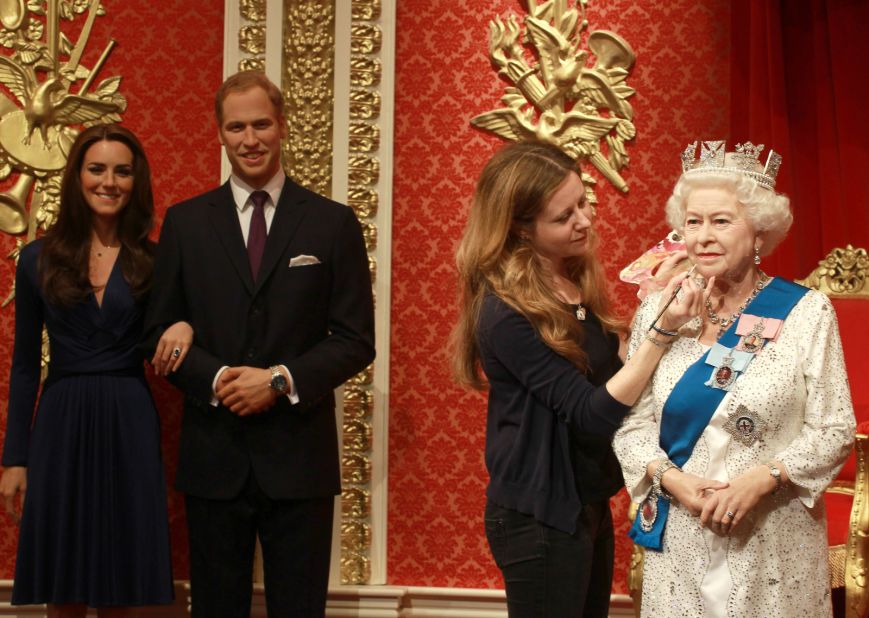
390, 0, 731, 590
0, 0, 224, 579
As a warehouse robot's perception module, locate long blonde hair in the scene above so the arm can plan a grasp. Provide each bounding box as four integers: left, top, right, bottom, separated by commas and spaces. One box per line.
453, 141, 623, 389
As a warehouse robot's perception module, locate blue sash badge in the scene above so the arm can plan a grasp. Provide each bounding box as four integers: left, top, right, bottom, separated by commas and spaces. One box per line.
629, 277, 809, 552
704, 344, 753, 391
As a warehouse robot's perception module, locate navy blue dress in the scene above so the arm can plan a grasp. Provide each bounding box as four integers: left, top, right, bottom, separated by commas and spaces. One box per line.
1, 239, 173, 606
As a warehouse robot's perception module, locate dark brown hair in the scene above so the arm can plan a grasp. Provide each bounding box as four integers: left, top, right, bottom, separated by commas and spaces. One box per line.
214, 70, 284, 126
40, 124, 154, 306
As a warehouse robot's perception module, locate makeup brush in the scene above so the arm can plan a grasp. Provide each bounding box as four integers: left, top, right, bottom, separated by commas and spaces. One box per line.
648, 264, 698, 332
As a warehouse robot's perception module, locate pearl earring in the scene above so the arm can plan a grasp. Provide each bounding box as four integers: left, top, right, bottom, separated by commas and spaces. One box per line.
754, 246, 761, 265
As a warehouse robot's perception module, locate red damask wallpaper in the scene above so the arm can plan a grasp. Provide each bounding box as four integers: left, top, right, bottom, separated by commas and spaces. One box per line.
0, 0, 733, 596
389, 0, 731, 590
0, 0, 224, 579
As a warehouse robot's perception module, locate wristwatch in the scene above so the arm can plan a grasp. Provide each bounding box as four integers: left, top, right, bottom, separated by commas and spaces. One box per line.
269, 366, 289, 394
652, 460, 680, 501
764, 461, 783, 493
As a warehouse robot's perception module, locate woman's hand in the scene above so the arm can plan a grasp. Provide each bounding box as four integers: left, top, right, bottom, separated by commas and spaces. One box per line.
698, 465, 778, 536
652, 250, 690, 288
660, 468, 728, 516
0, 466, 26, 524
656, 272, 715, 333
151, 320, 194, 376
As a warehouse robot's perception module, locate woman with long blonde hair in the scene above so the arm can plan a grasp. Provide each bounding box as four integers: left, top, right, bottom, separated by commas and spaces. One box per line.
454, 141, 711, 617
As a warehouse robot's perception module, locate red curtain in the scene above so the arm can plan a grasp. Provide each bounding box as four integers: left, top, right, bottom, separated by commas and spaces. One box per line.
730, 0, 869, 279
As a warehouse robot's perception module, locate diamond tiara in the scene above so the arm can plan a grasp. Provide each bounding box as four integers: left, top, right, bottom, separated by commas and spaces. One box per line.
680, 140, 782, 191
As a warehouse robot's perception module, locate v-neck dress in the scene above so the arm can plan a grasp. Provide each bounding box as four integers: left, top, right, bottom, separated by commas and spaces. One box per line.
2, 239, 173, 606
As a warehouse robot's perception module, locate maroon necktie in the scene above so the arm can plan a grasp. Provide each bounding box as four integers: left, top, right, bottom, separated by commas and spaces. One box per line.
247, 190, 269, 278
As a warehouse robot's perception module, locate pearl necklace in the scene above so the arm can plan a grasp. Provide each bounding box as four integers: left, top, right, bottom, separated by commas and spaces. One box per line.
705, 272, 769, 339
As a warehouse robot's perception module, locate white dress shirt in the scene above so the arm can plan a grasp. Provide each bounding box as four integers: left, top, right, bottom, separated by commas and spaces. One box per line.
211, 170, 299, 405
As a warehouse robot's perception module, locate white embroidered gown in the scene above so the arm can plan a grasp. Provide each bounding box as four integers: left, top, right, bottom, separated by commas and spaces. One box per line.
613, 286, 855, 618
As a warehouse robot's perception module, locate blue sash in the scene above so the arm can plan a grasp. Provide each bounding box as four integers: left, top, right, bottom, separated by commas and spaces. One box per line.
629, 277, 808, 550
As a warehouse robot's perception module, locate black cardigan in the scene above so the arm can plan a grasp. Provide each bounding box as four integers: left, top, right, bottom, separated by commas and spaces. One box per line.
477, 293, 630, 533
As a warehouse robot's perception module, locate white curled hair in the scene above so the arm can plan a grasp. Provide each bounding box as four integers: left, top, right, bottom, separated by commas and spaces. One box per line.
665, 172, 792, 256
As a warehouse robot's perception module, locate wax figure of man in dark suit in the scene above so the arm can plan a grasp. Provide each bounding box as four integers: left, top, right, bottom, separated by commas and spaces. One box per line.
144, 71, 375, 617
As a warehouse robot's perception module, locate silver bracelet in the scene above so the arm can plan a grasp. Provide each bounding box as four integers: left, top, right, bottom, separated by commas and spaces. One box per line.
645, 332, 672, 349
651, 324, 679, 337
652, 460, 680, 501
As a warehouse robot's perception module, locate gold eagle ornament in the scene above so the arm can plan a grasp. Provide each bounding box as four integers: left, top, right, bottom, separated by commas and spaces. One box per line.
471, 0, 636, 200
0, 0, 126, 306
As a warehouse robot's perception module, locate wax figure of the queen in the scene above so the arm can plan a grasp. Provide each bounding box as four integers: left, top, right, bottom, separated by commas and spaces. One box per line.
613, 141, 855, 617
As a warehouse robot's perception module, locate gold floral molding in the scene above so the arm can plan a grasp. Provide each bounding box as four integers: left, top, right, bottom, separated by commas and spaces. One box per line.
470, 0, 636, 202
0, 0, 125, 307
282, 0, 334, 197
340, 0, 381, 586
237, 0, 265, 72
798, 245, 869, 299
243, 0, 379, 586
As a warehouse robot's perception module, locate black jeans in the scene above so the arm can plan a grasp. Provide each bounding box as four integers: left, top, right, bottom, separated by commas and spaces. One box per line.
484, 500, 614, 618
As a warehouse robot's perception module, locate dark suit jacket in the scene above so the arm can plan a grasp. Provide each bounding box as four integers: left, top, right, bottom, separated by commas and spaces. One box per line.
144, 177, 375, 500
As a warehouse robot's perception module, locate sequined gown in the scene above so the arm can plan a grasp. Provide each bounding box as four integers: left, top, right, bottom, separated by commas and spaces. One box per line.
1, 239, 173, 606
613, 285, 854, 618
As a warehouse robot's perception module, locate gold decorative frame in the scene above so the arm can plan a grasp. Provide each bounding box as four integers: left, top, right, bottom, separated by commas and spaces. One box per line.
281, 1, 335, 197
338, 0, 381, 586
237, 0, 266, 72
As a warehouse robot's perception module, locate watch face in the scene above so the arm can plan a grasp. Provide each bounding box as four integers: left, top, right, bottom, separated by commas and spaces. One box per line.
271, 374, 288, 392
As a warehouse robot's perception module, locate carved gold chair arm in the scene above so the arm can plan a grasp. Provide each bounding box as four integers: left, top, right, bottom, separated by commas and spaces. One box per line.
842, 432, 869, 618
626, 502, 644, 618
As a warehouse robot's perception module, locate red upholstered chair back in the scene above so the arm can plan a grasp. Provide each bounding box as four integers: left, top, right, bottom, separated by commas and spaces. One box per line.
825, 298, 869, 551
831, 299, 869, 475
799, 245, 869, 618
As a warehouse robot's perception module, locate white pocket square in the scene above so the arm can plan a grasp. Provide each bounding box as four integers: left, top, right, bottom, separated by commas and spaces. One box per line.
288, 254, 321, 267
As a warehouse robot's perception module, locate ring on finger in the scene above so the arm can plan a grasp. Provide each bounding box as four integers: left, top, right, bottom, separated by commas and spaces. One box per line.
725, 510, 735, 519
172, 347, 181, 358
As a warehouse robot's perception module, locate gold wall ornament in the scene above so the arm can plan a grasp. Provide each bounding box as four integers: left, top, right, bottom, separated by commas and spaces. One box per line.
236, 0, 265, 72
797, 245, 869, 298
339, 0, 382, 583
239, 0, 266, 22
238, 24, 265, 56
341, 518, 371, 547
470, 0, 636, 200
349, 88, 380, 120
282, 0, 335, 196
0, 0, 125, 307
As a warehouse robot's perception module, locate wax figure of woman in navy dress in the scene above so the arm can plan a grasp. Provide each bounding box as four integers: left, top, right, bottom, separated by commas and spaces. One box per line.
453, 140, 711, 618
613, 141, 855, 617
0, 124, 192, 617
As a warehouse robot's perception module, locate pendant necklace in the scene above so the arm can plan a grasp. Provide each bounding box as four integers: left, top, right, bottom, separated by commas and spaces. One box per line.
93, 240, 119, 258
574, 303, 586, 320
705, 272, 769, 339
